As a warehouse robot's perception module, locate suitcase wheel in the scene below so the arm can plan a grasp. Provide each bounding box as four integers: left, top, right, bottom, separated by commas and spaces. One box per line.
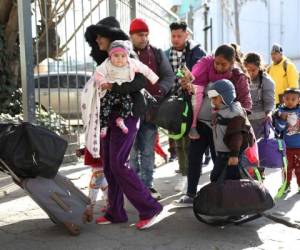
82, 206, 93, 223
63, 221, 80, 236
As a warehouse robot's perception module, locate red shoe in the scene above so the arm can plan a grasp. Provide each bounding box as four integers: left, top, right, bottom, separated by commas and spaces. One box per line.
135, 213, 159, 230
95, 216, 111, 225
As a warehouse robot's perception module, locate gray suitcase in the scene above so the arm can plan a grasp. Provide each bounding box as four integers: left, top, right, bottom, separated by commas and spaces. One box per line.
0, 159, 91, 236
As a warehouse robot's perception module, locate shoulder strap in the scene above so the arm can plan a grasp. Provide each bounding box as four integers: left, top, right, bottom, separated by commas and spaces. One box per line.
258, 71, 264, 89
283, 59, 288, 76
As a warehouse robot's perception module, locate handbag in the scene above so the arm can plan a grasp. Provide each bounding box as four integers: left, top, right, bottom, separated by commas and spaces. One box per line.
193, 165, 274, 225
257, 122, 287, 169
146, 88, 192, 140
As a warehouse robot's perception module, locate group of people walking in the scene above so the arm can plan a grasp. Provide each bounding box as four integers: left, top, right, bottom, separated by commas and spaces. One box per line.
78, 16, 300, 230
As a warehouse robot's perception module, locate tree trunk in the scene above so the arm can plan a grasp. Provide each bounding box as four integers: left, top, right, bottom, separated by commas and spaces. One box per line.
234, 0, 241, 45
5, 4, 20, 86
0, 0, 13, 25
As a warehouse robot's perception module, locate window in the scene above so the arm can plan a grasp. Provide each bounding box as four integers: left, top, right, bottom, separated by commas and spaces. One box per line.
35, 76, 48, 88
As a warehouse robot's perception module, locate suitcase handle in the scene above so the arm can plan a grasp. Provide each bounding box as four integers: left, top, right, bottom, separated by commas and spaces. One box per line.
0, 158, 22, 185
50, 192, 72, 212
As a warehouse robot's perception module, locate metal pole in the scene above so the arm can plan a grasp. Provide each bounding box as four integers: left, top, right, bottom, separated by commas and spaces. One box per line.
130, 0, 137, 19
268, 0, 271, 64
210, 18, 213, 53
188, 5, 194, 37
17, 0, 35, 123
203, 3, 209, 51
109, 0, 117, 17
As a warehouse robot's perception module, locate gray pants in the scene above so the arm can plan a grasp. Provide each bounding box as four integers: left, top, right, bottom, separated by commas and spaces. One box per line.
250, 118, 265, 139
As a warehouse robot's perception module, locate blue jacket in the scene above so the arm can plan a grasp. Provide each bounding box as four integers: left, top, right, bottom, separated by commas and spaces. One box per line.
165, 40, 206, 71
274, 105, 300, 148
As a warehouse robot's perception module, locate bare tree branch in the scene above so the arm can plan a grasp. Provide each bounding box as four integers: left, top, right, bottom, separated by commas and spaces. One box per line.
57, 0, 103, 57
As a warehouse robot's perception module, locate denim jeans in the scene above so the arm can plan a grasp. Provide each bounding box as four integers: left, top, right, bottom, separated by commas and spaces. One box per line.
187, 121, 216, 196
130, 120, 157, 188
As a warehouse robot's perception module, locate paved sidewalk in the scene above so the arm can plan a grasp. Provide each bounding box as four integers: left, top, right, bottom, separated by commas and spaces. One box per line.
0, 160, 300, 250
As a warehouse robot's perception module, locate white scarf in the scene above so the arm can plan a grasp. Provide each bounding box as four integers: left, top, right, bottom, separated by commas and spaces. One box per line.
81, 74, 102, 158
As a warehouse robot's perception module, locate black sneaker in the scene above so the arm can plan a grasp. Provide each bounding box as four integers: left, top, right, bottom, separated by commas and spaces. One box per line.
149, 187, 161, 200
163, 155, 168, 164
169, 155, 177, 162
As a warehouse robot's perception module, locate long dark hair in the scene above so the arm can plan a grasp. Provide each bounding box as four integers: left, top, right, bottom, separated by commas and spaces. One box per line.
230, 43, 247, 73
244, 52, 265, 83
243, 52, 265, 72
215, 44, 247, 73
215, 44, 235, 62
85, 18, 129, 65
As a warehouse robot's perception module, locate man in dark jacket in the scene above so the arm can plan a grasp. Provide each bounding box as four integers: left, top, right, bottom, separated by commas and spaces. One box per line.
129, 18, 174, 200
165, 21, 206, 176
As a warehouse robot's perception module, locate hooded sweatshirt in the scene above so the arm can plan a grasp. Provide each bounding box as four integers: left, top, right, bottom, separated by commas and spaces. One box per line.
212, 101, 254, 156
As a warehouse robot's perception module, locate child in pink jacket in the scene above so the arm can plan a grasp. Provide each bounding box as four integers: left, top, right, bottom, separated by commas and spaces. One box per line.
188, 44, 252, 139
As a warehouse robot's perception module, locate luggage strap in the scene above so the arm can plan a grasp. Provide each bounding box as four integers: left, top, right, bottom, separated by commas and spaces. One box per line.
0, 158, 22, 185
194, 210, 263, 227
50, 192, 72, 212
274, 140, 288, 200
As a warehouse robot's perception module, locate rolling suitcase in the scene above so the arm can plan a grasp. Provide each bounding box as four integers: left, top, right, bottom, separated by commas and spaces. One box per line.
0, 158, 91, 236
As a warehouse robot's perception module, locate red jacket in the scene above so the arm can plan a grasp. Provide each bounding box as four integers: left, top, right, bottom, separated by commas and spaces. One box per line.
78, 148, 102, 168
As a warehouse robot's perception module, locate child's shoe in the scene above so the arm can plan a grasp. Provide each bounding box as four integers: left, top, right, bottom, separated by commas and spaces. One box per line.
188, 127, 200, 140
95, 216, 112, 225
100, 127, 108, 138
116, 117, 128, 134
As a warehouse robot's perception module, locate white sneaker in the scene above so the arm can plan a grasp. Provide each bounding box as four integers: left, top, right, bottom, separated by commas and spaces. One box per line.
149, 187, 161, 200
172, 195, 194, 208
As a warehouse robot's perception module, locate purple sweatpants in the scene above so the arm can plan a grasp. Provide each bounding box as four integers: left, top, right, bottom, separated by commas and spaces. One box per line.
102, 114, 162, 222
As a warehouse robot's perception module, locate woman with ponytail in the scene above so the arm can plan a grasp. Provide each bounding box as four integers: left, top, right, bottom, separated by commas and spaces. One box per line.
244, 52, 275, 138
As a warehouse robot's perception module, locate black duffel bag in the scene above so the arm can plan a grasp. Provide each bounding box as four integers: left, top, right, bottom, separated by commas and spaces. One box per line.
0, 122, 67, 178
193, 166, 274, 225
146, 88, 192, 140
